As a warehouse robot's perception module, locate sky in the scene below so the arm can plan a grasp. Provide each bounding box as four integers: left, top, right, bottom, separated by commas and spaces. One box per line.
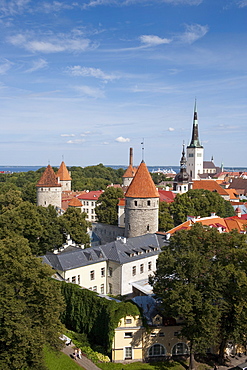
0, 0, 246, 167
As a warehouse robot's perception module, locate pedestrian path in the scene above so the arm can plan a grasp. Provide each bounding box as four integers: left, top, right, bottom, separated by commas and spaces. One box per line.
218, 354, 247, 370
62, 343, 101, 370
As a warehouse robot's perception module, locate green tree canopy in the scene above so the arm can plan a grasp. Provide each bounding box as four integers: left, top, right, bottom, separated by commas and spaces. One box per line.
95, 187, 124, 225
151, 223, 247, 367
0, 236, 64, 370
59, 207, 91, 246
170, 189, 235, 226
158, 202, 174, 231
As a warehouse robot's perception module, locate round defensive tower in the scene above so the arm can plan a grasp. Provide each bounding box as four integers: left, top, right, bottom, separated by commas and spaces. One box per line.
36, 165, 62, 208
124, 161, 159, 238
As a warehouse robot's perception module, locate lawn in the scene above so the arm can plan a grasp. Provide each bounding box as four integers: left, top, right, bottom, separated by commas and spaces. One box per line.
97, 360, 186, 370
44, 346, 84, 370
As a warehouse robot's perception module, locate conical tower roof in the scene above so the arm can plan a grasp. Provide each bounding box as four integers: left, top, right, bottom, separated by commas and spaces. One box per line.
57, 161, 72, 181
36, 165, 61, 187
187, 100, 203, 149
125, 161, 159, 198
123, 164, 136, 178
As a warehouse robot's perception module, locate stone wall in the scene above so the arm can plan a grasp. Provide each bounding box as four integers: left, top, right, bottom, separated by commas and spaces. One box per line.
36, 187, 62, 208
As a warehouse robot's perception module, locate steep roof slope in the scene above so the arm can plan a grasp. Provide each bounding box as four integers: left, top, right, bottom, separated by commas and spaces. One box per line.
125, 161, 159, 198
123, 164, 136, 178
36, 165, 61, 187
193, 180, 229, 196
56, 161, 72, 181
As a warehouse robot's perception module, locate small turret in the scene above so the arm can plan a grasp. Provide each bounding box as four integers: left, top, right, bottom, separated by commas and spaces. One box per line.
57, 161, 72, 191
36, 165, 62, 208
122, 148, 136, 187
173, 143, 192, 193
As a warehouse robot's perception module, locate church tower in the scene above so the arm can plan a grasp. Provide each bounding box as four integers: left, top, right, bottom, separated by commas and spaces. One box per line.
186, 101, 204, 180
56, 161, 72, 191
173, 143, 192, 194
36, 165, 62, 208
122, 148, 136, 187
124, 161, 159, 238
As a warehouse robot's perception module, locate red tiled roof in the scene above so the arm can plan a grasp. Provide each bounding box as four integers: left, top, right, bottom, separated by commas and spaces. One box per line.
123, 165, 137, 178
57, 161, 72, 181
68, 198, 82, 207
78, 190, 103, 201
158, 189, 176, 203
125, 161, 159, 198
36, 165, 61, 187
118, 198, 125, 206
193, 180, 229, 196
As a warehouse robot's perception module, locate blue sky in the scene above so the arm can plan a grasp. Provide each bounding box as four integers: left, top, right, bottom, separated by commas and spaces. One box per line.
0, 0, 246, 167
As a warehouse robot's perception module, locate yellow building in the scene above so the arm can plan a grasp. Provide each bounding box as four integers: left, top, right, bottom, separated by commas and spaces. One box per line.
112, 312, 189, 363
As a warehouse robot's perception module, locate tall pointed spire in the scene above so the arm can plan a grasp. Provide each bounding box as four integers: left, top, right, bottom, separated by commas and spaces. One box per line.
187, 99, 203, 148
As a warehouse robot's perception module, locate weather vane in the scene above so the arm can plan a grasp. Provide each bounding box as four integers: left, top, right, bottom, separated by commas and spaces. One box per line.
141, 138, 144, 162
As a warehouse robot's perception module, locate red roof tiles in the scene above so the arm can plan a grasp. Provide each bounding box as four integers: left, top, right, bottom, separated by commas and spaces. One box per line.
125, 161, 159, 198
36, 165, 61, 187
57, 161, 72, 181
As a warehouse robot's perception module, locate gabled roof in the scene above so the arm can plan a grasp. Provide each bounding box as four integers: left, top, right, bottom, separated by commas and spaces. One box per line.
57, 161, 72, 181
158, 189, 176, 203
123, 165, 137, 178
229, 178, 247, 194
68, 198, 82, 207
192, 180, 229, 196
78, 190, 103, 201
164, 215, 247, 235
125, 161, 159, 199
36, 165, 61, 187
42, 233, 164, 271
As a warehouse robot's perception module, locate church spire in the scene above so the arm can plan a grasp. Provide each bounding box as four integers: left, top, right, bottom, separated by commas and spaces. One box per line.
187, 99, 203, 148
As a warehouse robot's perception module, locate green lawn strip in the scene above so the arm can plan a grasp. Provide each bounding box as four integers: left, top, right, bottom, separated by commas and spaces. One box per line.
97, 360, 185, 370
44, 346, 84, 370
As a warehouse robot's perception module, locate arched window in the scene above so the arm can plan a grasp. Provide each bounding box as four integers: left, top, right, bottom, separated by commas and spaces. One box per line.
172, 342, 189, 356
148, 344, 166, 357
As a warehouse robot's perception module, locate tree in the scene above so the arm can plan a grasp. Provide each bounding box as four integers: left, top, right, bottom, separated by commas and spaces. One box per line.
170, 189, 235, 226
0, 236, 64, 370
95, 187, 124, 225
151, 223, 247, 367
59, 207, 91, 246
158, 202, 174, 231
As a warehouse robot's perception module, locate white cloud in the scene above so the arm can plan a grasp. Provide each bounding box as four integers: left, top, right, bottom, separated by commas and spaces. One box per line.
139, 35, 171, 46
25, 58, 48, 72
178, 24, 209, 44
0, 0, 31, 15
73, 85, 105, 99
41, 1, 74, 12
237, 0, 247, 7
115, 136, 130, 143
8, 32, 92, 53
61, 134, 75, 137
82, 0, 202, 8
66, 66, 119, 81
0, 59, 12, 74
103, 141, 109, 145
67, 139, 86, 144
168, 127, 175, 131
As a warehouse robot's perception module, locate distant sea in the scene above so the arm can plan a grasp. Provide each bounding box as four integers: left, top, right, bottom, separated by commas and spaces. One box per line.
0, 165, 247, 174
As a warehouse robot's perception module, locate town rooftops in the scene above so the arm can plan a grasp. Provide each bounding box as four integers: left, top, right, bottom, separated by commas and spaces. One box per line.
36, 165, 61, 188
125, 161, 159, 199
57, 161, 72, 181
68, 197, 82, 207
162, 214, 247, 236
78, 190, 104, 201
192, 180, 229, 196
42, 233, 163, 272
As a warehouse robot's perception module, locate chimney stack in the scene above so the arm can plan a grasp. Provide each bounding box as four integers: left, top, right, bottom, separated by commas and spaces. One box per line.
129, 147, 133, 167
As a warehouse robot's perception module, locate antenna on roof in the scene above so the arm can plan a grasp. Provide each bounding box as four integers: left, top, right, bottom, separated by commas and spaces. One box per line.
141, 138, 145, 162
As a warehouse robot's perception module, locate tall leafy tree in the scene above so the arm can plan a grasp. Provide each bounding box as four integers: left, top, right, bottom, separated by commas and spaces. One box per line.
95, 187, 124, 225
0, 236, 65, 370
59, 207, 91, 246
170, 189, 234, 226
151, 224, 247, 367
158, 202, 174, 231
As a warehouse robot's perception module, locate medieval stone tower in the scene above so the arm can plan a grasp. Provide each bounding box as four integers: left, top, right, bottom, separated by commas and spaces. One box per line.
122, 147, 136, 187
124, 161, 159, 238
186, 101, 204, 180
36, 165, 62, 208
173, 143, 193, 194
56, 161, 72, 191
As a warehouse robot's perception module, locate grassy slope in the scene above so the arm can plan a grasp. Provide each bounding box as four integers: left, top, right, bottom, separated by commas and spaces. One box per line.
44, 347, 84, 370
97, 360, 185, 370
